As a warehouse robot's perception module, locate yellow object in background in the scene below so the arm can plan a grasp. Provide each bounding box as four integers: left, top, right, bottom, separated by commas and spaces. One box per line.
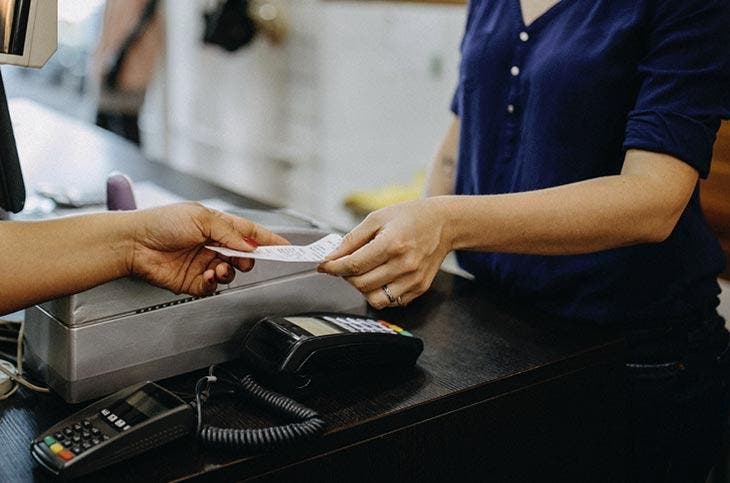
344, 172, 425, 216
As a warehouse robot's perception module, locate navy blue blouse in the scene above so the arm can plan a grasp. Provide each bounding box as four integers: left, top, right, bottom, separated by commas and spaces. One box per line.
451, 0, 730, 326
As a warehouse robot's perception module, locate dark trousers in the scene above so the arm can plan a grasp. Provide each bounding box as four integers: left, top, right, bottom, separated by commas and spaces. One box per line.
625, 312, 730, 482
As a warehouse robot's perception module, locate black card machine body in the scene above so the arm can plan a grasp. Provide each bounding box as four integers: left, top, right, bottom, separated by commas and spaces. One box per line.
241, 312, 424, 387
30, 382, 194, 480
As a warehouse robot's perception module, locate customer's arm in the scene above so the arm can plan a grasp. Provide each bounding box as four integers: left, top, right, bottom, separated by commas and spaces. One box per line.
319, 149, 698, 307
0, 203, 288, 315
423, 115, 460, 197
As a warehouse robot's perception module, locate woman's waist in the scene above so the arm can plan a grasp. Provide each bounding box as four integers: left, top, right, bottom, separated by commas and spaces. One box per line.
456, 247, 723, 326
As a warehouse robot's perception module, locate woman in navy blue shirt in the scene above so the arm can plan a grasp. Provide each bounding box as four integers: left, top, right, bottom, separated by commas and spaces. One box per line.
320, 0, 730, 480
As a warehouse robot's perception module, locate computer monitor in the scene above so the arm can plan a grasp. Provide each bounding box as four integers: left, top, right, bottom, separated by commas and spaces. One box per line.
0, 0, 56, 214
0, 0, 56, 68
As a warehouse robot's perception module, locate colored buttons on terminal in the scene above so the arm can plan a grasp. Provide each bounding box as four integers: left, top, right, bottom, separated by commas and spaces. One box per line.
49, 442, 64, 454
379, 320, 414, 336
58, 449, 75, 461
39, 432, 80, 461
380, 320, 403, 331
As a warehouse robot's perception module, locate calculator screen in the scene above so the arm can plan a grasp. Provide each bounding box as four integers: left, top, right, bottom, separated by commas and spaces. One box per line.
285, 317, 342, 336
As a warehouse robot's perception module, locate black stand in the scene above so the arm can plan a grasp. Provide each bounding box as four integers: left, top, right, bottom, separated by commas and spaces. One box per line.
0, 67, 26, 214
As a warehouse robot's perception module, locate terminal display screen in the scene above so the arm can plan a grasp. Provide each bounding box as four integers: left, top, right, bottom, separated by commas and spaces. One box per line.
285, 316, 342, 337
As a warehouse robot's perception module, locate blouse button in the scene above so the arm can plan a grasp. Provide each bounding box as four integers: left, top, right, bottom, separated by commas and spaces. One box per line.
510, 66, 520, 76
507, 104, 515, 114
519, 31, 529, 42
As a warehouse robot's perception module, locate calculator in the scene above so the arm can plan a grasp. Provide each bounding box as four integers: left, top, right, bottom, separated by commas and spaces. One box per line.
30, 382, 194, 480
241, 312, 424, 386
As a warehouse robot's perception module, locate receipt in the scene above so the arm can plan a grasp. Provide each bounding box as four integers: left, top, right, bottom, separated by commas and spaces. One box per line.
206, 233, 343, 262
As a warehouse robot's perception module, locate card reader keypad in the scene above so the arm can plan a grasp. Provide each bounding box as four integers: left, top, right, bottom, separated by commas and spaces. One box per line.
322, 316, 413, 336
36, 419, 110, 462
100, 407, 132, 431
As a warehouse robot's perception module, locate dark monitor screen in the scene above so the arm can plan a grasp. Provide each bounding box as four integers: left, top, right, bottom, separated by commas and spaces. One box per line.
0, 0, 31, 55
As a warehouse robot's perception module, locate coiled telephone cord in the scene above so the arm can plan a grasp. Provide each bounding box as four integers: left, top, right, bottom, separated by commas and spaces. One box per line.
193, 366, 325, 451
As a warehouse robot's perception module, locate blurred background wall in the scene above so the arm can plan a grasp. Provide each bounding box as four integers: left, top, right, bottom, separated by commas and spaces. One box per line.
150, 0, 465, 229
3, 0, 466, 230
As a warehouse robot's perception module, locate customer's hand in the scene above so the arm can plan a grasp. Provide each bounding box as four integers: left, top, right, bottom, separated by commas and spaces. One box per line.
129, 203, 289, 296
318, 198, 452, 308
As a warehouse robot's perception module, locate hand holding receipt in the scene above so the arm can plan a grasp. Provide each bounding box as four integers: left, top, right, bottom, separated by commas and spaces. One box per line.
206, 234, 343, 262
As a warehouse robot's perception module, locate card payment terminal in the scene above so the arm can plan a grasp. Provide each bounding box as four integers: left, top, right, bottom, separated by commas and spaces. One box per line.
30, 382, 194, 480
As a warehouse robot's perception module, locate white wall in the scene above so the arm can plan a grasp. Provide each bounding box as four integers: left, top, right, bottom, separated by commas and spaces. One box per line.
150, 0, 466, 228
160, 0, 290, 203
317, 3, 465, 227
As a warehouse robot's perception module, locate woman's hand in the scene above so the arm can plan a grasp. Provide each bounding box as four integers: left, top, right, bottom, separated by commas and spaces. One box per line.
318, 198, 452, 309
129, 202, 289, 296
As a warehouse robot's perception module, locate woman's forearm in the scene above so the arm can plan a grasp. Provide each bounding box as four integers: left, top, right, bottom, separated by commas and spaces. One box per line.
424, 116, 460, 197
438, 150, 698, 256
0, 212, 134, 314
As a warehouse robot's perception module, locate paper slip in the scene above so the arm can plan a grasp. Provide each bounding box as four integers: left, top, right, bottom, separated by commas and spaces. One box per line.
206, 233, 343, 263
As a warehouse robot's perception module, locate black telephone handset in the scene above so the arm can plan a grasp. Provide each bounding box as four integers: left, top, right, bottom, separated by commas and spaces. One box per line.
30, 382, 194, 480
241, 312, 424, 388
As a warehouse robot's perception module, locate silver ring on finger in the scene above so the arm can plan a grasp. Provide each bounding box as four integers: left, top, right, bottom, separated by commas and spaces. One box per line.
382, 284, 397, 304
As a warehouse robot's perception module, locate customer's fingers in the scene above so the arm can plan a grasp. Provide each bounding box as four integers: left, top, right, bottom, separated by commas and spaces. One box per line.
197, 269, 219, 295
214, 262, 236, 284
209, 210, 289, 251
232, 257, 255, 273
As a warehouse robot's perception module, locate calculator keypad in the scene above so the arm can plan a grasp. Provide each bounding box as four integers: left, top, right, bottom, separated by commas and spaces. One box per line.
322, 316, 413, 336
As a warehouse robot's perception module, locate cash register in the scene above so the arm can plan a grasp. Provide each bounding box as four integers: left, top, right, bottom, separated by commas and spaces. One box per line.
0, 0, 365, 403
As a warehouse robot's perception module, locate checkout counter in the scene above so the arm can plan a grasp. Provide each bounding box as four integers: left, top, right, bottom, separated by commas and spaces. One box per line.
0, 101, 626, 482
